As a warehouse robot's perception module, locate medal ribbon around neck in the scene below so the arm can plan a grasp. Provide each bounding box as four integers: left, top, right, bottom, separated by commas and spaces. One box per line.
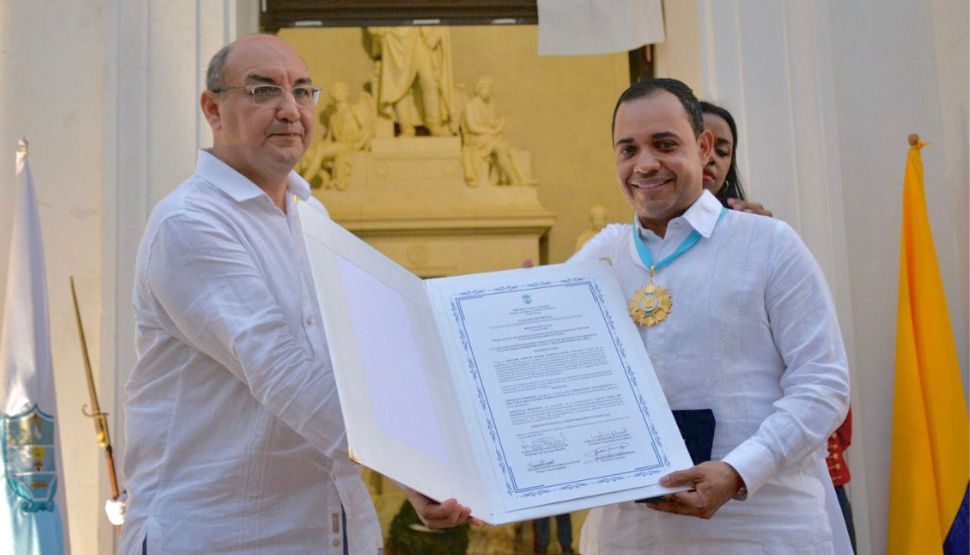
629, 207, 727, 327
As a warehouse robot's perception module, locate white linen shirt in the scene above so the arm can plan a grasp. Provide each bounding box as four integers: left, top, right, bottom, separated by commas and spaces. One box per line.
571, 191, 849, 554
120, 150, 381, 555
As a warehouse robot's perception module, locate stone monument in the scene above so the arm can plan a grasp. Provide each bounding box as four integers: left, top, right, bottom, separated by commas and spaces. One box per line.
296, 26, 554, 281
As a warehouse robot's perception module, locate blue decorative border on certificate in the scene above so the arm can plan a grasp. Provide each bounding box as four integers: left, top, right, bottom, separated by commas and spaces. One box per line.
450, 277, 669, 499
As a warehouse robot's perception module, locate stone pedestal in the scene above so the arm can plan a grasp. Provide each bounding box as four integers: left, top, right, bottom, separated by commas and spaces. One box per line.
314, 136, 555, 277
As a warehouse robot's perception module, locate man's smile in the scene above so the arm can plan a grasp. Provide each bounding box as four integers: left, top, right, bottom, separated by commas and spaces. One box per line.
628, 175, 674, 191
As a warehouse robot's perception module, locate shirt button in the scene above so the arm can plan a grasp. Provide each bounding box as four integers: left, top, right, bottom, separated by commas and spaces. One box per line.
332, 539, 341, 547
305, 316, 314, 326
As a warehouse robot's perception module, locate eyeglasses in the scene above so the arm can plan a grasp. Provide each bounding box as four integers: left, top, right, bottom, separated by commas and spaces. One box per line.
212, 84, 321, 107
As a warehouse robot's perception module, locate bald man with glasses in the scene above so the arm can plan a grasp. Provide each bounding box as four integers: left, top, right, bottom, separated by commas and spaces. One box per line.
120, 35, 472, 554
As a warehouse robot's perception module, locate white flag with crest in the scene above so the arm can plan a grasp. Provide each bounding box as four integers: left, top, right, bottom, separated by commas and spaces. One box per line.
0, 140, 69, 554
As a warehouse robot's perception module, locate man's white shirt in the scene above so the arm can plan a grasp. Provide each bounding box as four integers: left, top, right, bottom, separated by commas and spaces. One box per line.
572, 191, 849, 554
121, 150, 381, 554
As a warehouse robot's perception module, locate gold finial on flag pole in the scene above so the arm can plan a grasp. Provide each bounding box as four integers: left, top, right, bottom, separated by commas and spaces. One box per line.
908, 133, 920, 147
17, 136, 29, 158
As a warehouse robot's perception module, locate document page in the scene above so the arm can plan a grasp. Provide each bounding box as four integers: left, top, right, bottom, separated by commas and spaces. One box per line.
300, 204, 690, 522
428, 262, 690, 512
299, 204, 489, 512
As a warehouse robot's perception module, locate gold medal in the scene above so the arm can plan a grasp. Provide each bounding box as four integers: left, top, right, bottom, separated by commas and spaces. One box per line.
628, 283, 672, 327
627, 208, 727, 327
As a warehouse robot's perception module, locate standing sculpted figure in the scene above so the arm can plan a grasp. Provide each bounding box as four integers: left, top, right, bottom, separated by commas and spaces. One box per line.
461, 76, 535, 187
367, 26, 454, 137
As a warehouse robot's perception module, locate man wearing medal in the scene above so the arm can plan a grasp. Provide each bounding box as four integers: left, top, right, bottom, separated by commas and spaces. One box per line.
572, 78, 850, 554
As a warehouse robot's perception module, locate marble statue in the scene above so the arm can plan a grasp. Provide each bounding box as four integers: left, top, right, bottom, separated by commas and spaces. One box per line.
297, 81, 375, 190
574, 204, 608, 251
366, 26, 455, 137
460, 76, 536, 188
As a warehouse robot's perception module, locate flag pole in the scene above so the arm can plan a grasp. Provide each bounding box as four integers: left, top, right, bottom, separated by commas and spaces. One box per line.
69, 277, 122, 505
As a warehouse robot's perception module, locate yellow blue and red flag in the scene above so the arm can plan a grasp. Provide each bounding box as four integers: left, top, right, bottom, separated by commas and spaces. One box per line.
888, 139, 968, 555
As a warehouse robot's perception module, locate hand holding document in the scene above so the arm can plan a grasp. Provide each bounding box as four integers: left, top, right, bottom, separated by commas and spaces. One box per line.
404, 488, 478, 529
299, 204, 693, 525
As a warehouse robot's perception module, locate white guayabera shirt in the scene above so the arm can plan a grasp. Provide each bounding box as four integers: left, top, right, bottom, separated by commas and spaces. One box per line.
571, 191, 850, 555
120, 150, 381, 555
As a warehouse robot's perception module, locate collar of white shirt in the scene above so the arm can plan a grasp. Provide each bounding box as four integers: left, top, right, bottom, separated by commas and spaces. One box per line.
196, 149, 312, 204
635, 189, 723, 239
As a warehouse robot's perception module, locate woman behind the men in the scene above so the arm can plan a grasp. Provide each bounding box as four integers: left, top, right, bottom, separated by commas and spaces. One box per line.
700, 101, 745, 203
700, 101, 772, 217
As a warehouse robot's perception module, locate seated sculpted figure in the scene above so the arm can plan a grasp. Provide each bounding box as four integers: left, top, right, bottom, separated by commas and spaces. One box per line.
297, 81, 374, 190
461, 76, 535, 187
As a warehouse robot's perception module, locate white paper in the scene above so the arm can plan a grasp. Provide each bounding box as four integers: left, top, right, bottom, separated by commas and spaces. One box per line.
299, 205, 487, 513
428, 266, 686, 512
335, 256, 450, 466
300, 204, 692, 524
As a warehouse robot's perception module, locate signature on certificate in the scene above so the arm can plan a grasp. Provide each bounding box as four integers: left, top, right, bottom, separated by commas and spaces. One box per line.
585, 443, 633, 463
521, 434, 569, 456
584, 427, 631, 446
527, 458, 570, 473
582, 427, 635, 463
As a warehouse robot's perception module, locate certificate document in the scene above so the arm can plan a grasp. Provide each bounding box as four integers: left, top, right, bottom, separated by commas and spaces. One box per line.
300, 204, 692, 524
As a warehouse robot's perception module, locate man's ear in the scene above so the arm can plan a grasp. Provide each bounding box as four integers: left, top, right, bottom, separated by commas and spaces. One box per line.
201, 90, 222, 130
697, 128, 714, 163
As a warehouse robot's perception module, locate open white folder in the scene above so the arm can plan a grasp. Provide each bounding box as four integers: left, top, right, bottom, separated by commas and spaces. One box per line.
300, 204, 692, 525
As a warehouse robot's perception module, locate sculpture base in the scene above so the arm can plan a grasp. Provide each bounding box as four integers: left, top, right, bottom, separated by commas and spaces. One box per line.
314, 137, 554, 277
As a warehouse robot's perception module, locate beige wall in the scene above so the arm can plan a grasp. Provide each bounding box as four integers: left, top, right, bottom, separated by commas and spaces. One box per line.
826, 0, 969, 551
0, 2, 254, 553
654, 0, 703, 94
0, 2, 105, 554
281, 26, 632, 264
695, 1, 968, 552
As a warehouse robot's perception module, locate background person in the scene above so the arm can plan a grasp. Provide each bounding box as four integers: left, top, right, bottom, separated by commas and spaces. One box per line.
532, 513, 574, 554
699, 101, 771, 216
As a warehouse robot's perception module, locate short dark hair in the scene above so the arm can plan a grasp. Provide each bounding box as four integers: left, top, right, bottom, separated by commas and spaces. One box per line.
611, 78, 705, 139
206, 43, 233, 91
700, 100, 747, 202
